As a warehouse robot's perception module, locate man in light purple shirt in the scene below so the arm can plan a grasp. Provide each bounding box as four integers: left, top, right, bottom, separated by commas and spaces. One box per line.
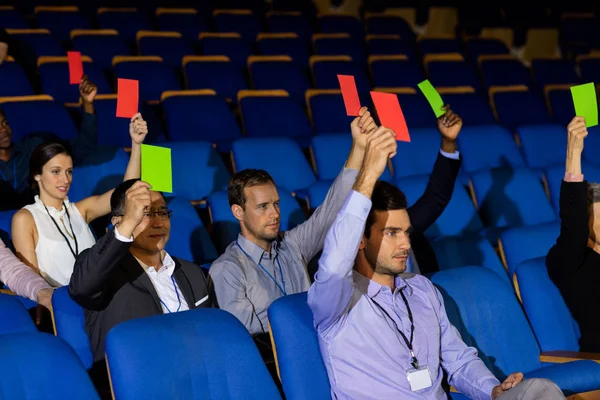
308, 127, 565, 400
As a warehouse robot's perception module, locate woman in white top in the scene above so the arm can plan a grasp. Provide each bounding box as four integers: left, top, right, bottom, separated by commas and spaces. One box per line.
11, 113, 148, 287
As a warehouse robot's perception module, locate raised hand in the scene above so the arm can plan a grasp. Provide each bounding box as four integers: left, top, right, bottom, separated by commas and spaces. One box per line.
351, 106, 378, 150
437, 105, 463, 142
567, 116, 588, 153
118, 181, 152, 237
129, 113, 148, 145
79, 75, 98, 104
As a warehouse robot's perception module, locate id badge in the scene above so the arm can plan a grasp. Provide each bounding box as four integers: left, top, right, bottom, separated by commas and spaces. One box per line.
406, 365, 432, 392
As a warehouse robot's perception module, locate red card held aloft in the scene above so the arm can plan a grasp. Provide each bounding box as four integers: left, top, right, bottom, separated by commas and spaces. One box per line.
370, 91, 410, 142
337, 75, 361, 116
116, 78, 139, 119
67, 51, 83, 85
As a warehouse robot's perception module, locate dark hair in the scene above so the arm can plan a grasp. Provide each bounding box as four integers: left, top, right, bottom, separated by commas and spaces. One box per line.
0, 108, 5, 119
29, 141, 72, 191
364, 181, 408, 238
110, 179, 166, 217
110, 179, 139, 217
228, 169, 275, 208
588, 183, 600, 206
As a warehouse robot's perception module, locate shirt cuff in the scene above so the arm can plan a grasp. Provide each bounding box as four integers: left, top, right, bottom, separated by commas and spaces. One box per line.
481, 377, 501, 400
114, 226, 134, 242
564, 172, 584, 182
440, 149, 460, 160
342, 191, 372, 220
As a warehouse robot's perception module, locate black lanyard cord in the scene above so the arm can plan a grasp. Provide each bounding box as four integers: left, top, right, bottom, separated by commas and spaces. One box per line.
43, 202, 79, 258
372, 288, 418, 369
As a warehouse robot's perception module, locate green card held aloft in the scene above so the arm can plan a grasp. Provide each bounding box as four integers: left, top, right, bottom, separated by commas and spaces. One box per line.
418, 79, 445, 118
141, 144, 172, 193
571, 82, 598, 127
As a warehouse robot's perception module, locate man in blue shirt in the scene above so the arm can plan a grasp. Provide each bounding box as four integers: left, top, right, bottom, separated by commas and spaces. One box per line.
308, 126, 564, 399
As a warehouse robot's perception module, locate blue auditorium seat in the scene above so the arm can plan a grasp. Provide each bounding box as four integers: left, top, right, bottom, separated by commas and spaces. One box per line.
249, 56, 311, 103
38, 58, 111, 104
164, 197, 218, 264
532, 59, 580, 87
579, 56, 600, 83
0, 96, 78, 142
213, 9, 262, 42
268, 11, 312, 41
419, 38, 461, 55
480, 56, 532, 87
369, 57, 424, 89
546, 87, 576, 126
52, 286, 93, 369
431, 267, 600, 396
0, 6, 29, 29
499, 221, 560, 276
457, 125, 526, 174
156, 8, 208, 41
366, 34, 415, 57
396, 92, 438, 129
96, 8, 152, 44
428, 60, 481, 90
311, 56, 371, 98
365, 14, 415, 42
106, 309, 281, 400
0, 59, 35, 96
34, 7, 91, 42
232, 137, 316, 194
442, 92, 496, 126
257, 33, 311, 68
392, 128, 441, 178
165, 141, 230, 201
0, 294, 37, 334
399, 174, 484, 238
0, 332, 99, 399
517, 124, 567, 170
313, 33, 366, 67
70, 30, 132, 72
183, 56, 248, 101
162, 92, 242, 150
200, 32, 253, 69
307, 90, 353, 134
514, 257, 581, 352
466, 38, 510, 62
318, 14, 363, 40
492, 89, 553, 131
470, 167, 557, 230
113, 57, 181, 102
138, 32, 195, 69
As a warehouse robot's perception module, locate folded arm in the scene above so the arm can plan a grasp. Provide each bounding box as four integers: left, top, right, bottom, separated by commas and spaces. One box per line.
0, 239, 51, 301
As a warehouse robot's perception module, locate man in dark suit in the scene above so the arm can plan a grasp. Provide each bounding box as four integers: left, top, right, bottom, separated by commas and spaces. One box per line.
69, 179, 215, 398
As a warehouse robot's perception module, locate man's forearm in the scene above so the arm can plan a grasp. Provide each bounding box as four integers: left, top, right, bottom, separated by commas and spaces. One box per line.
345, 144, 365, 171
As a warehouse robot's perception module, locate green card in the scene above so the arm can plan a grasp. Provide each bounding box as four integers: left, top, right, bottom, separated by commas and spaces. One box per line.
571, 82, 598, 127
418, 79, 446, 118
141, 144, 172, 193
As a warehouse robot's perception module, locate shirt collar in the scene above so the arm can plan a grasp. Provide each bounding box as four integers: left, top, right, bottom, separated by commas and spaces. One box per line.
353, 271, 414, 298
134, 250, 176, 276
236, 233, 277, 265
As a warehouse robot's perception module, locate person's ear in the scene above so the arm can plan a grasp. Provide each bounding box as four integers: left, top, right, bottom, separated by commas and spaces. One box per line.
231, 204, 244, 222
359, 235, 366, 250
111, 216, 121, 227
34, 174, 41, 182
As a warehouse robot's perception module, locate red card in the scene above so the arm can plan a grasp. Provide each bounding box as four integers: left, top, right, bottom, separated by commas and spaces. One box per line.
67, 51, 83, 85
337, 75, 361, 116
116, 78, 139, 118
370, 91, 410, 142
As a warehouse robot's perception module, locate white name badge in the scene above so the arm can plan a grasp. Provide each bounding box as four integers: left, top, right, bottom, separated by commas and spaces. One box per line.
406, 366, 433, 392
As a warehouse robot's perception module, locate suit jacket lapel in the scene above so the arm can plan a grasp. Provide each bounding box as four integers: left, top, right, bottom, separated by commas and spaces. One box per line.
173, 261, 196, 309
120, 254, 163, 312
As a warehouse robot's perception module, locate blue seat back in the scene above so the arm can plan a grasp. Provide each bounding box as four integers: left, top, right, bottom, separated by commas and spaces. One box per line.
52, 286, 93, 369
470, 167, 557, 229
457, 125, 526, 174
443, 93, 496, 126
515, 257, 581, 352
139, 36, 195, 69
35, 11, 92, 42
500, 221, 560, 276
309, 92, 352, 134
184, 59, 248, 101
72, 33, 132, 71
0, 294, 37, 334
392, 128, 440, 178
113, 61, 181, 102
97, 11, 152, 43
39, 61, 111, 104
106, 308, 281, 400
2, 99, 78, 142
164, 197, 218, 264
493, 90, 552, 131
517, 124, 567, 170
0, 332, 98, 399
268, 292, 331, 400
232, 138, 316, 193
0, 60, 35, 96
399, 174, 483, 237
431, 267, 542, 378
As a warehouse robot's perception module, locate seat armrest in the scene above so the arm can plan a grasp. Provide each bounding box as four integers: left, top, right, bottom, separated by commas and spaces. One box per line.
540, 351, 600, 364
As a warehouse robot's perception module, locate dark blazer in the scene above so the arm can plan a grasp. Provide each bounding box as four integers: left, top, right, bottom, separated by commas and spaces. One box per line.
546, 181, 600, 352
308, 151, 462, 278
409, 151, 462, 274
68, 230, 216, 365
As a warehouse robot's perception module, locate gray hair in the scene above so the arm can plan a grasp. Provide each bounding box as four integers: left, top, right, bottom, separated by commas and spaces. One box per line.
587, 183, 600, 205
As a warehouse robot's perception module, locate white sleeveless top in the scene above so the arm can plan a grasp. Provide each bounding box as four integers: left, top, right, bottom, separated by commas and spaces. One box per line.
23, 196, 96, 287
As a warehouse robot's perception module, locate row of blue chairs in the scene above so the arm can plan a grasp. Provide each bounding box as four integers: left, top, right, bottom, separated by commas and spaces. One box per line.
1, 261, 598, 399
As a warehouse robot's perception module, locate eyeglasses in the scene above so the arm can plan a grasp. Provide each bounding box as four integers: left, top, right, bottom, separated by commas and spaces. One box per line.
114, 210, 173, 220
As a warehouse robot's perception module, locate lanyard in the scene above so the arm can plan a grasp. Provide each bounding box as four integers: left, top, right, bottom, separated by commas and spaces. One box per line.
43, 202, 79, 258
0, 162, 17, 191
159, 275, 182, 313
372, 288, 418, 369
236, 240, 287, 296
